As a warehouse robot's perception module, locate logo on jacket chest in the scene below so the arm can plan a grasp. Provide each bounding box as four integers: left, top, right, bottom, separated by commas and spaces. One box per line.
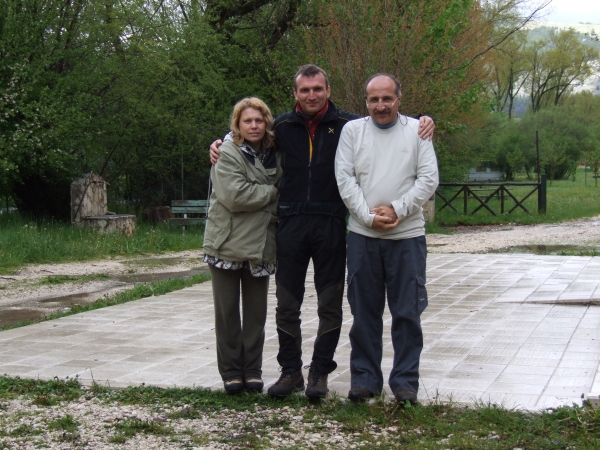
328, 128, 335, 134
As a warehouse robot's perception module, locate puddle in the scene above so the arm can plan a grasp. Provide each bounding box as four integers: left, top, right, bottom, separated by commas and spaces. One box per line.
488, 245, 600, 256
38, 291, 106, 305
1, 267, 210, 330
123, 258, 200, 268
115, 267, 209, 283
0, 309, 45, 328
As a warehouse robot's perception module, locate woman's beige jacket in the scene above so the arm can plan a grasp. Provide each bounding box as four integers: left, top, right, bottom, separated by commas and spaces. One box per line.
203, 141, 282, 267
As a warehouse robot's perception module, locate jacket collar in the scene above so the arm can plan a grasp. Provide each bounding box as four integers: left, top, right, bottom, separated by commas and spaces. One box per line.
291, 99, 339, 124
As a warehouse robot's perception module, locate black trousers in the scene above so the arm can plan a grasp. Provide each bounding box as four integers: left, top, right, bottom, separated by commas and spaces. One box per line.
346, 233, 428, 395
274, 215, 346, 373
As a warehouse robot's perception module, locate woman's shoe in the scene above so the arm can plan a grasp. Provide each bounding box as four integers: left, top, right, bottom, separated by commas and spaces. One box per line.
224, 378, 244, 394
244, 377, 264, 393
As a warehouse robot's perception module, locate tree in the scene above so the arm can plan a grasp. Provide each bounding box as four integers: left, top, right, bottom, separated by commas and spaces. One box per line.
304, 0, 494, 123
300, 0, 550, 182
526, 29, 599, 112
488, 30, 530, 118
580, 147, 600, 188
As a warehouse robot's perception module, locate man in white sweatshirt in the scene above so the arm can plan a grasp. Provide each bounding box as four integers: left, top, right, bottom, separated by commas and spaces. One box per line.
334, 73, 439, 404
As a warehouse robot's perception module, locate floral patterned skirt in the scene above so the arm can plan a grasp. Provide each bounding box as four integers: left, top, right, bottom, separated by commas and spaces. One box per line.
203, 254, 275, 277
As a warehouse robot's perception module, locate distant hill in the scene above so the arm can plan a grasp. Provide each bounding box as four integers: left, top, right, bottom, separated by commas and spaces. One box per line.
526, 21, 599, 35
525, 22, 600, 52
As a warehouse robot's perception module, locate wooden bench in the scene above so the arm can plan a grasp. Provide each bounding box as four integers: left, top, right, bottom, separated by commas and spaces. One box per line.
169, 200, 208, 230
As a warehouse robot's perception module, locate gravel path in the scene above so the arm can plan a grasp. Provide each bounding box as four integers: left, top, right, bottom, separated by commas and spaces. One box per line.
427, 215, 600, 253
0, 393, 405, 449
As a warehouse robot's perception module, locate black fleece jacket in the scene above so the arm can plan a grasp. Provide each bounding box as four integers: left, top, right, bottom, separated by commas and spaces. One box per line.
274, 100, 358, 218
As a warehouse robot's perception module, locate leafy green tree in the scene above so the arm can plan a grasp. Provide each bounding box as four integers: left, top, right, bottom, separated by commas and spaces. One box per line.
1, 0, 307, 217
488, 30, 530, 119
526, 29, 599, 112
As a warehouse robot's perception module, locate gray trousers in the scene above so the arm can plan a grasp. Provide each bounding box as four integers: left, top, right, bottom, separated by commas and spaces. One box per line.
209, 265, 269, 381
346, 232, 428, 395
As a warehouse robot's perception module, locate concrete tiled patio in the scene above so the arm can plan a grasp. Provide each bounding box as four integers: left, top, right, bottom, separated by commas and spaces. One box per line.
1, 253, 599, 411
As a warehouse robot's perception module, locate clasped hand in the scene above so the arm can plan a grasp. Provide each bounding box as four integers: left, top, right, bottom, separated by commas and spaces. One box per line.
370, 206, 399, 230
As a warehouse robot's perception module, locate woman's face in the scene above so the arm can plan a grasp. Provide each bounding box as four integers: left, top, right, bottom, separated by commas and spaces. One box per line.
239, 107, 266, 147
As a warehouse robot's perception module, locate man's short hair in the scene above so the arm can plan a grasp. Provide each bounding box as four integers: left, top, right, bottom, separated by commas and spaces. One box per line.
293, 64, 329, 90
364, 73, 402, 98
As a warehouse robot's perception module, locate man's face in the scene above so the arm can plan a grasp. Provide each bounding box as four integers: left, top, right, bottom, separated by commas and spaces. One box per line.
365, 76, 401, 126
293, 73, 331, 116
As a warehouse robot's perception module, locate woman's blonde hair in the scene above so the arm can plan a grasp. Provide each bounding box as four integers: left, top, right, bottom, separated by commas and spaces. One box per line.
230, 97, 275, 149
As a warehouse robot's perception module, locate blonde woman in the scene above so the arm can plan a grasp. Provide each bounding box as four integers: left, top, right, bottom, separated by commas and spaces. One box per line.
203, 97, 281, 394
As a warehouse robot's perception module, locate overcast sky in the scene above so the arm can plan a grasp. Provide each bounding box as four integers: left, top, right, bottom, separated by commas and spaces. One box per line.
540, 0, 600, 24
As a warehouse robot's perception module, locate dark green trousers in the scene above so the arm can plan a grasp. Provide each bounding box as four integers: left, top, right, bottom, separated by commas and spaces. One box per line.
209, 265, 269, 381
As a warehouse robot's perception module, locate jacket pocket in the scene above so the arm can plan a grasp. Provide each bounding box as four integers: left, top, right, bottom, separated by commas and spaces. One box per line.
206, 201, 231, 250
416, 275, 428, 315
212, 217, 231, 249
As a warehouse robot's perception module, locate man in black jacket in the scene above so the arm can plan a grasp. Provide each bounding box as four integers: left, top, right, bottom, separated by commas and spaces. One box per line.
210, 65, 434, 399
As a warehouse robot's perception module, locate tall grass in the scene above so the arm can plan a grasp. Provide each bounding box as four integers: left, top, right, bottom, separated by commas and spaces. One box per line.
0, 215, 204, 274
434, 168, 600, 227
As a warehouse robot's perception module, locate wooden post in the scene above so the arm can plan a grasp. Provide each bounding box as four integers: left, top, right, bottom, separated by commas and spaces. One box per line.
536, 131, 540, 184
538, 174, 547, 214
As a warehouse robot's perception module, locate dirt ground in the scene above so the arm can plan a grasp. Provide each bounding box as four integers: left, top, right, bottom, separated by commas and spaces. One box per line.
426, 214, 600, 253
0, 251, 208, 327
1, 215, 599, 327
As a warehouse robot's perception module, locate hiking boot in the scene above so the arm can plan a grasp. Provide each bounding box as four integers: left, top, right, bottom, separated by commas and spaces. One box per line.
394, 390, 418, 406
223, 378, 244, 395
305, 366, 328, 399
267, 368, 304, 398
244, 377, 264, 393
348, 387, 374, 402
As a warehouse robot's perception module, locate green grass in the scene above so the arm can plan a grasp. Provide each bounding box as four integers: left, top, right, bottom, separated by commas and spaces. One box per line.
108, 418, 172, 444
0, 215, 205, 275
47, 414, 81, 442
435, 168, 600, 226
37, 274, 110, 285
1, 273, 210, 331
1, 376, 600, 448
47, 414, 80, 433
0, 376, 83, 404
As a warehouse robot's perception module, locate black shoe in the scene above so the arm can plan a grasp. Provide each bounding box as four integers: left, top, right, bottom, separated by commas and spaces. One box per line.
267, 368, 304, 398
223, 378, 244, 394
394, 390, 418, 406
244, 377, 264, 393
305, 366, 328, 399
348, 387, 374, 402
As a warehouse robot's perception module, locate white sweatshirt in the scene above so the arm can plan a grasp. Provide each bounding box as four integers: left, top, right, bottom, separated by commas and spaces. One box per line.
335, 116, 439, 240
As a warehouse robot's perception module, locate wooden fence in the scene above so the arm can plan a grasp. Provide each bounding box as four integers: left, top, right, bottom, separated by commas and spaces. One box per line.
436, 175, 547, 216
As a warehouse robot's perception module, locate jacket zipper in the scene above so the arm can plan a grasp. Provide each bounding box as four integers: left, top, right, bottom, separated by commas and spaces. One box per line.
307, 123, 313, 202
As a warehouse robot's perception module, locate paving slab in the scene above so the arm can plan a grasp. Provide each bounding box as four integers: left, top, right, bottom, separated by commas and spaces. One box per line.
1, 253, 600, 411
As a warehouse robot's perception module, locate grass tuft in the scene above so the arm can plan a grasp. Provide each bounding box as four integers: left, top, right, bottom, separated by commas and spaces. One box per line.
37, 274, 110, 286
108, 418, 172, 443
47, 414, 80, 433
0, 376, 83, 403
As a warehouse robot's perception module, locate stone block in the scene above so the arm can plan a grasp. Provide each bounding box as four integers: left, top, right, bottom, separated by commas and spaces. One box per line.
82, 215, 136, 236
